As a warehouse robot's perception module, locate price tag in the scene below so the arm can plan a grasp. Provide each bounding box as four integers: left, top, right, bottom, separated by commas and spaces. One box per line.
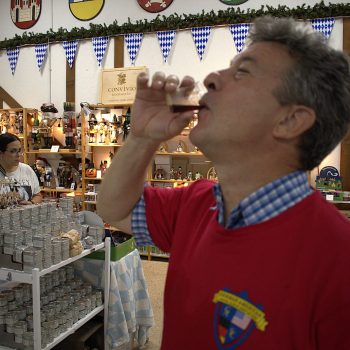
50, 145, 59, 152
326, 194, 334, 201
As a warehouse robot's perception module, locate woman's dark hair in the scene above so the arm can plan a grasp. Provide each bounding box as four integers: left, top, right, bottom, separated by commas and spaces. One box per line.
0, 133, 20, 152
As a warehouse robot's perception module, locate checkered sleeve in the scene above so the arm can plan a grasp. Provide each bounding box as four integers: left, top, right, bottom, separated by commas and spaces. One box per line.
131, 195, 155, 247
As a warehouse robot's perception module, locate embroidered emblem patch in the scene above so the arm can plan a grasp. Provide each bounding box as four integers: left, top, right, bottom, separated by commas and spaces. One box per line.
213, 289, 268, 349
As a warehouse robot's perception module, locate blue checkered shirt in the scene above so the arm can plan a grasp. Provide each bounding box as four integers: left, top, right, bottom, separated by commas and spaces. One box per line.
132, 170, 312, 246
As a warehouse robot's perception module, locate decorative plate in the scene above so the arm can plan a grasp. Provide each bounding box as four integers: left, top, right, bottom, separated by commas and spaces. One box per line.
11, 0, 42, 29
137, 0, 174, 13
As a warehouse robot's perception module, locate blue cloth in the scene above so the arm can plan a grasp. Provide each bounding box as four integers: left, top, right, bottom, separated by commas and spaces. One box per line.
73, 249, 154, 349
132, 170, 312, 245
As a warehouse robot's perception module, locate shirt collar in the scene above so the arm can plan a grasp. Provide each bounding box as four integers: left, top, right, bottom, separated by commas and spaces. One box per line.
212, 170, 313, 229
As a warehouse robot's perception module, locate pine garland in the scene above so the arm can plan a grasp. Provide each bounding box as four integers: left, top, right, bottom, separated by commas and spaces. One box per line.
0, 1, 349, 50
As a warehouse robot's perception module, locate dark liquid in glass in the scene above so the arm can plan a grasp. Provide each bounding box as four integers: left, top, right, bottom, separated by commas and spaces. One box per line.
170, 105, 200, 113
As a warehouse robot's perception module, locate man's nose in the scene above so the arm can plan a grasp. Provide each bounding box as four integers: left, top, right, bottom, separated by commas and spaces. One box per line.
203, 71, 221, 91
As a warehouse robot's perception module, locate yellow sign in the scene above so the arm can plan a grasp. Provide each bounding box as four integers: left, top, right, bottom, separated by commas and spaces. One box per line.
69, 0, 104, 21
100, 67, 147, 105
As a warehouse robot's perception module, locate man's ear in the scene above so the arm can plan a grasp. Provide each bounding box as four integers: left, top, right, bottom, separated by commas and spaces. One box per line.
273, 105, 316, 140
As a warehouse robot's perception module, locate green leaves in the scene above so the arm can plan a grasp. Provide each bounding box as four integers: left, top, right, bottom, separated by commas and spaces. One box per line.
0, 1, 348, 49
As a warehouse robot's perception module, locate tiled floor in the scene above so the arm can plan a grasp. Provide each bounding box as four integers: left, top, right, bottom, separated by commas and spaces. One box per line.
140, 259, 168, 350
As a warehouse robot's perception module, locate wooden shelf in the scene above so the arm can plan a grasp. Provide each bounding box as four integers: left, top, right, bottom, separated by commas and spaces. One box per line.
26, 150, 82, 154
88, 104, 131, 109
87, 143, 122, 147
83, 177, 103, 181
41, 187, 82, 194
149, 179, 195, 183
0, 108, 37, 113
84, 201, 97, 204
327, 200, 350, 204
155, 151, 204, 156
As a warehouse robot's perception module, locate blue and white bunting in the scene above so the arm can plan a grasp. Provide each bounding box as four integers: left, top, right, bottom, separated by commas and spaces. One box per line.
230, 23, 250, 53
157, 30, 176, 63
125, 33, 144, 65
34, 43, 48, 70
191, 26, 212, 61
62, 40, 78, 68
310, 18, 335, 40
6, 47, 20, 75
92, 36, 109, 67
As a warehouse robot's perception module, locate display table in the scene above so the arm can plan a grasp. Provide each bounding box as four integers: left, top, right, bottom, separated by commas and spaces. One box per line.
73, 249, 154, 350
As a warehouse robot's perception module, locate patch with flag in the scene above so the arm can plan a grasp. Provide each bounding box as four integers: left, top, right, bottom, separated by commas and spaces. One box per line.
213, 289, 268, 349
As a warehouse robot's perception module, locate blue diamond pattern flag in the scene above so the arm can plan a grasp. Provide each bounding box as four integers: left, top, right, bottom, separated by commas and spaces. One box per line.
191, 26, 212, 61
63, 40, 78, 68
230, 23, 251, 53
6, 47, 20, 75
157, 30, 176, 63
34, 43, 48, 70
125, 33, 144, 65
310, 18, 335, 40
92, 36, 109, 67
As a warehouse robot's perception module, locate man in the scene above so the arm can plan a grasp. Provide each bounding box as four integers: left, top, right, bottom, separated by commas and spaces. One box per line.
98, 16, 350, 349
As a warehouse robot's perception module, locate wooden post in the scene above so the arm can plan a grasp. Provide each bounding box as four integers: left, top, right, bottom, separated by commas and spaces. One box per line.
340, 19, 350, 190
66, 61, 75, 103
114, 36, 124, 68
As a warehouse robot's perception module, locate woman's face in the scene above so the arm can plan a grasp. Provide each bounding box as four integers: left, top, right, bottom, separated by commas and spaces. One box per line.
0, 140, 22, 168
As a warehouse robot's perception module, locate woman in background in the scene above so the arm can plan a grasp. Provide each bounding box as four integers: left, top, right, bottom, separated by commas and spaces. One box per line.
0, 133, 42, 204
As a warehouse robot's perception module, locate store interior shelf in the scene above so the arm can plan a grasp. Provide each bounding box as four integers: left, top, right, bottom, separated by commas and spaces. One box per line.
149, 179, 195, 183
88, 104, 131, 109
83, 177, 102, 181
43, 305, 104, 350
155, 151, 203, 156
40, 187, 82, 193
26, 150, 83, 154
84, 201, 97, 204
0, 243, 104, 283
88, 143, 122, 147
327, 200, 350, 204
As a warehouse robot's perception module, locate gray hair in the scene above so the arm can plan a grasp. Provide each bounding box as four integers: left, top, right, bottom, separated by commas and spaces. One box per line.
248, 16, 350, 171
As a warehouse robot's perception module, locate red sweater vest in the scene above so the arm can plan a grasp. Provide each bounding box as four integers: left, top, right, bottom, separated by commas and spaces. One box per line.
144, 180, 350, 350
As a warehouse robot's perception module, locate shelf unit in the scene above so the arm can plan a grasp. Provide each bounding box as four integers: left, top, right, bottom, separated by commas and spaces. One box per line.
81, 104, 130, 210
0, 107, 86, 199
0, 238, 111, 350
80, 104, 215, 260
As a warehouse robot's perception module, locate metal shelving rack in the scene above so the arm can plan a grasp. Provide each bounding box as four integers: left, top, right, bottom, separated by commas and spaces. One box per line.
0, 238, 111, 350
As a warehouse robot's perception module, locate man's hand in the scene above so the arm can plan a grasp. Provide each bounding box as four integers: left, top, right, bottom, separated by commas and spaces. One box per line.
131, 72, 196, 142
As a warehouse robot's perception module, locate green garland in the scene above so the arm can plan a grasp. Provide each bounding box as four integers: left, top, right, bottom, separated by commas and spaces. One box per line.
0, 1, 349, 50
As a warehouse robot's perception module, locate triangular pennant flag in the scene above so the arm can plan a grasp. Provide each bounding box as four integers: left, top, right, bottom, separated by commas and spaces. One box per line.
62, 40, 78, 68
34, 43, 48, 70
157, 30, 176, 63
230, 23, 250, 53
92, 36, 109, 67
310, 18, 335, 40
191, 26, 212, 61
124, 33, 143, 65
6, 47, 20, 75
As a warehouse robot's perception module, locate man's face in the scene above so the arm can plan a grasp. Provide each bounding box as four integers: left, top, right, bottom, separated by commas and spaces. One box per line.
190, 42, 295, 159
